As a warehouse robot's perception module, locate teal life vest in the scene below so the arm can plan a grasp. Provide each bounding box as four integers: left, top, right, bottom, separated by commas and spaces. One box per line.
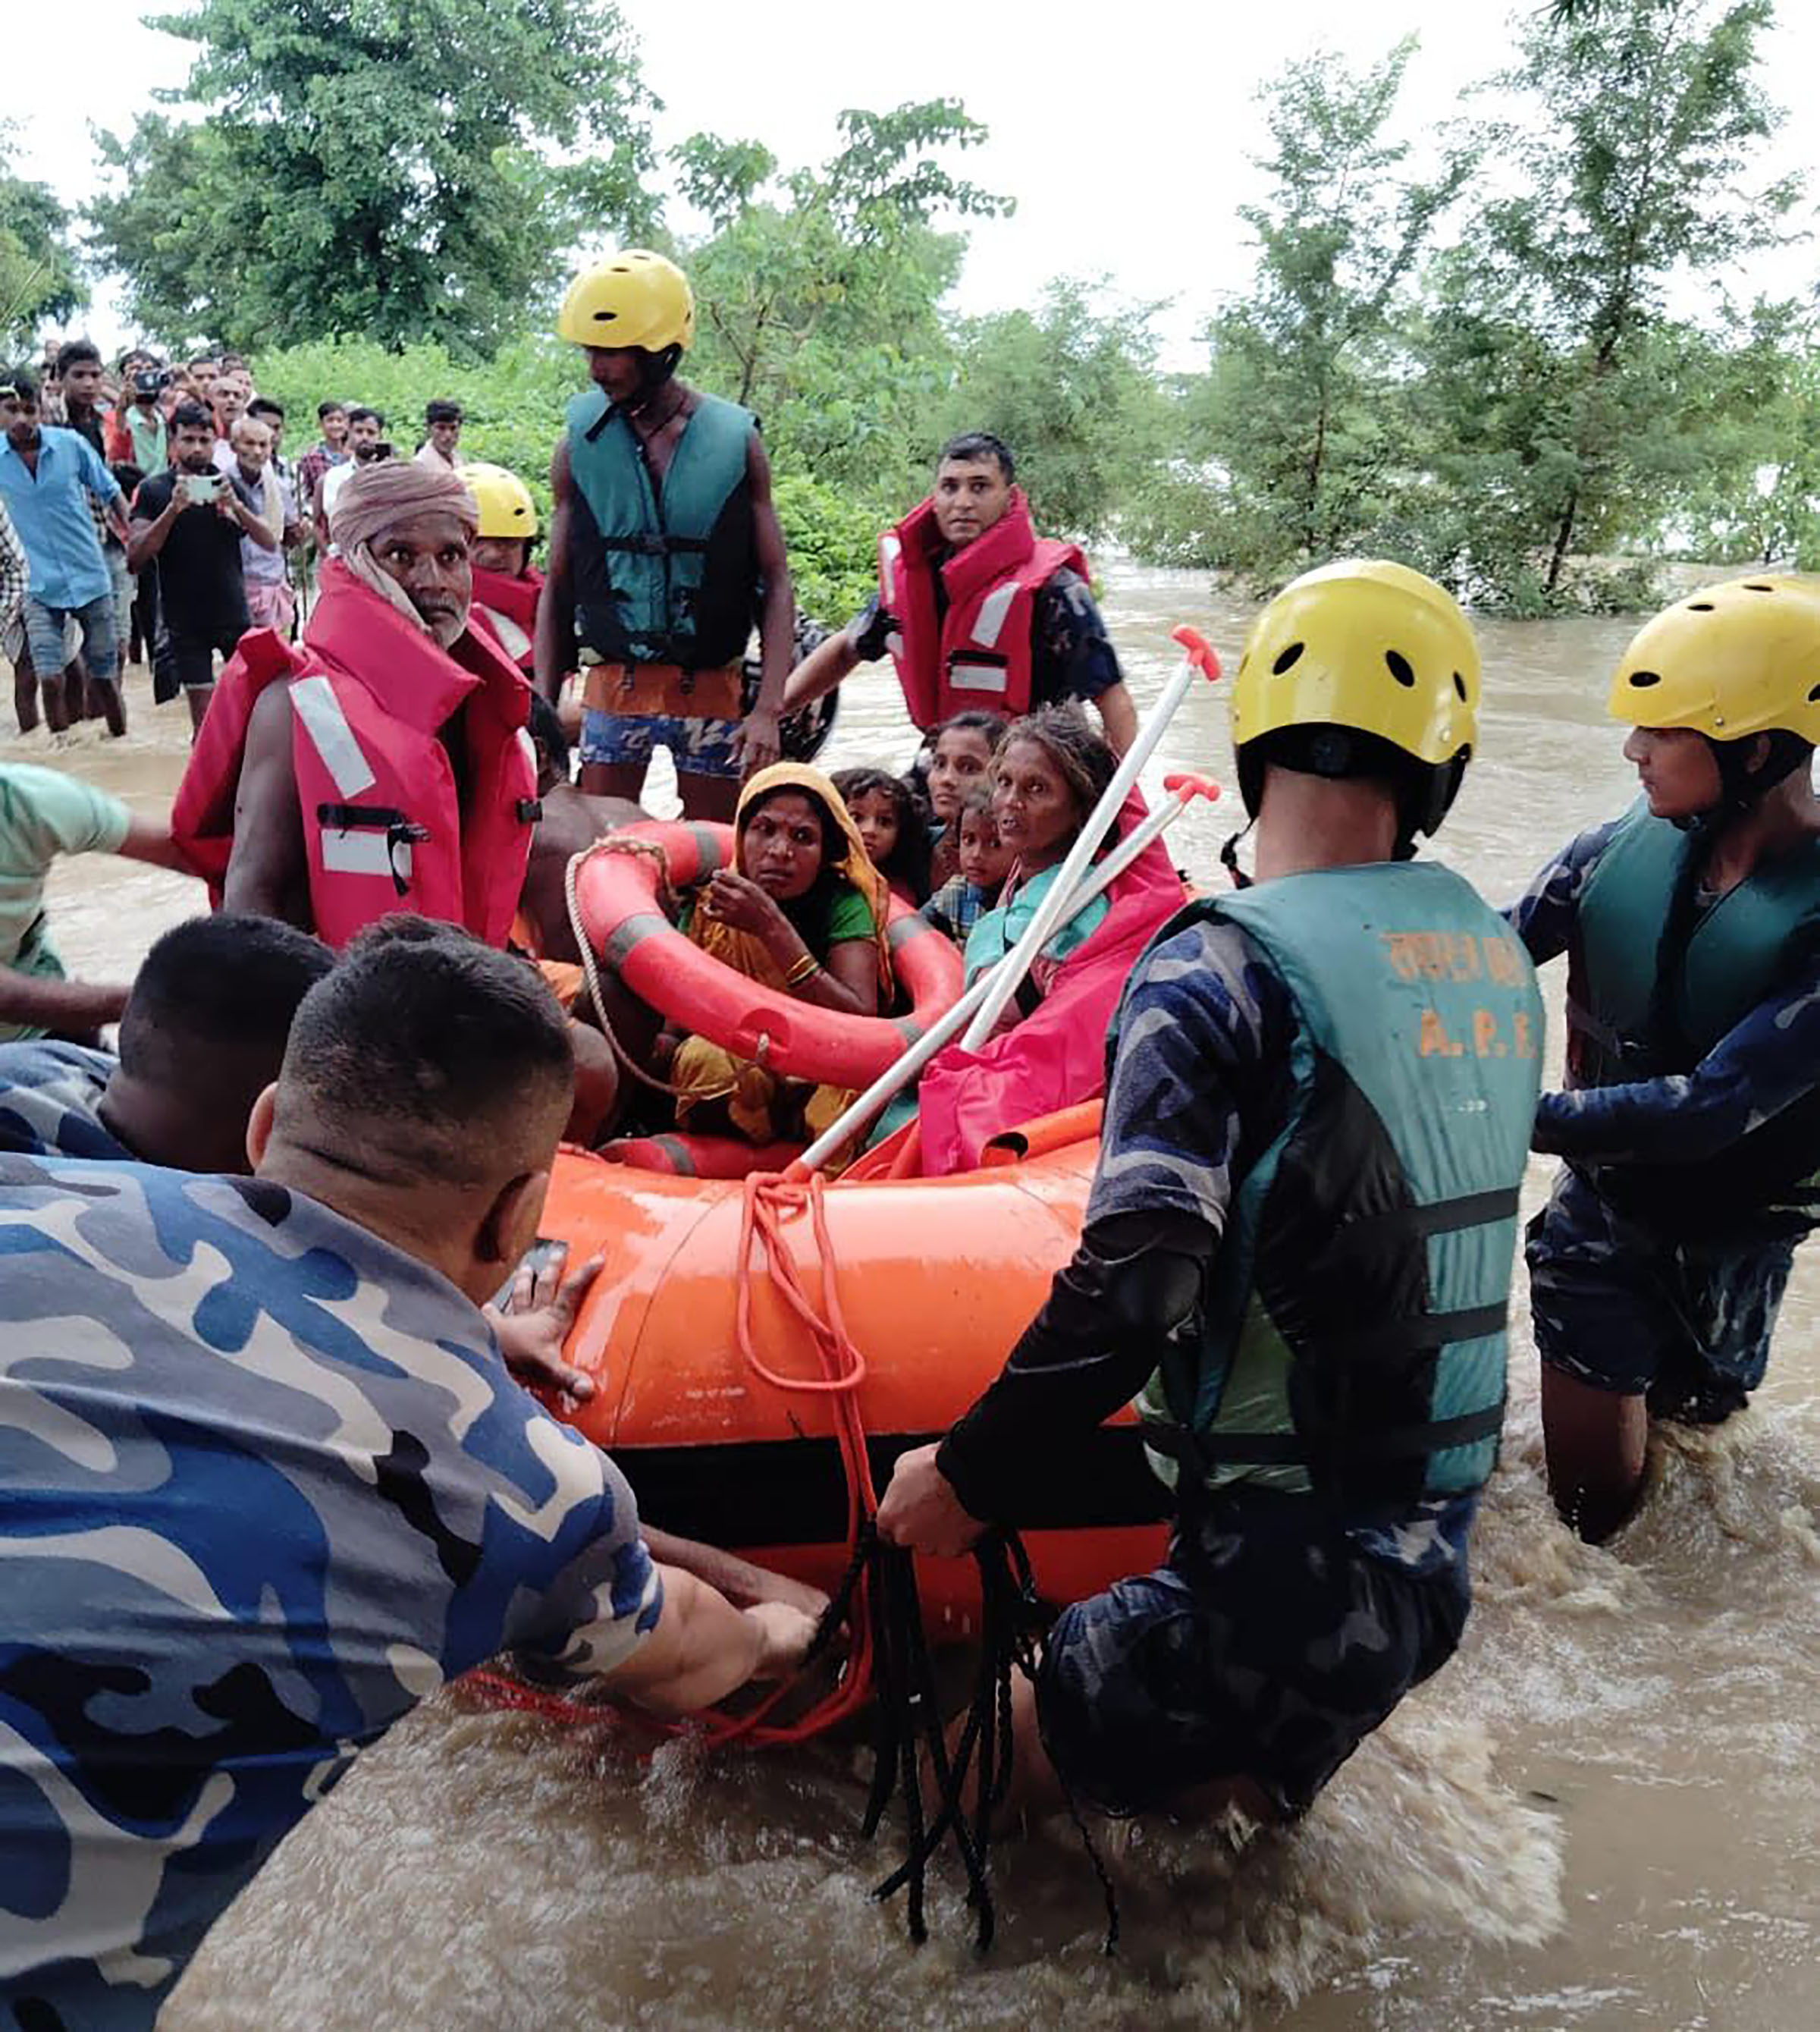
1566, 798, 1820, 1231
563, 389, 758, 670
1132, 862, 1544, 1513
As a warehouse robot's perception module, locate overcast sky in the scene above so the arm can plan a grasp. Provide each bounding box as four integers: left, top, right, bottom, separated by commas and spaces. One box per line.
6, 0, 1817, 361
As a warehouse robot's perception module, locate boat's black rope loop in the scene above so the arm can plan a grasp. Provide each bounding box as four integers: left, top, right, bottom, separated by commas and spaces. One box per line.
852, 1525, 1121, 1955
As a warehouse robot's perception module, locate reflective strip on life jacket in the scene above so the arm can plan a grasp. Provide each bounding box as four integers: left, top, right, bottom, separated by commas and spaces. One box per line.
290, 674, 376, 799
321, 829, 410, 882
971, 581, 1018, 650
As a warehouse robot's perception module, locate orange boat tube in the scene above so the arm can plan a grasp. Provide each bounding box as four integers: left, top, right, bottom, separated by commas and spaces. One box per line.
542, 1125, 1169, 1633
572, 820, 965, 1089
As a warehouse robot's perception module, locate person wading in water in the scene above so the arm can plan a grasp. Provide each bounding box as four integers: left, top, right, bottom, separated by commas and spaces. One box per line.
535, 249, 795, 821
879, 561, 1542, 1832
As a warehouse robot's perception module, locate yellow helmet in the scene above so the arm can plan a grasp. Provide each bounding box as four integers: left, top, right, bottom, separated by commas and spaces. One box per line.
459, 461, 538, 542
1608, 574, 1820, 743
1231, 559, 1479, 841
556, 250, 694, 353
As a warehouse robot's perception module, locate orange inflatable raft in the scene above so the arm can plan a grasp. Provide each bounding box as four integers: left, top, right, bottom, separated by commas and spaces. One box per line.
541, 1103, 1170, 1631
573, 819, 965, 1090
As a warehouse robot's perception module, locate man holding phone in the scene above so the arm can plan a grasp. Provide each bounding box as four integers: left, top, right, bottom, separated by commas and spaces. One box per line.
128, 400, 260, 731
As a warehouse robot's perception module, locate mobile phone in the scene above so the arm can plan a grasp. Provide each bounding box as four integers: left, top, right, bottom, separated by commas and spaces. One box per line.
183, 470, 222, 504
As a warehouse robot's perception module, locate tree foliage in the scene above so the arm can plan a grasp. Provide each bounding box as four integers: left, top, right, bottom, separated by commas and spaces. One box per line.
0, 126, 84, 348
1180, 39, 1473, 583
1420, 0, 1795, 600
940, 278, 1168, 544
88, 0, 655, 356
681, 101, 1007, 506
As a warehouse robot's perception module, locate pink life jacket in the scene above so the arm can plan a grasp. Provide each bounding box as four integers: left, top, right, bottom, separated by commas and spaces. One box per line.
470, 561, 543, 675
915, 788, 1187, 1176
877, 488, 1088, 729
171, 559, 538, 950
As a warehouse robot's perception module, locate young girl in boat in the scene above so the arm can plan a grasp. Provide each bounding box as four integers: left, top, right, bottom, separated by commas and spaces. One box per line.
665, 763, 896, 1145
829, 767, 931, 905
921, 786, 1015, 948
922, 709, 1008, 890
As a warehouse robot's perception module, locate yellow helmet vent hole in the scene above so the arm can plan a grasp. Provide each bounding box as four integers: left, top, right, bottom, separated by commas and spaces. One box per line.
1453, 672, 1468, 702
1272, 642, 1304, 675
1385, 650, 1416, 688
1630, 670, 1663, 688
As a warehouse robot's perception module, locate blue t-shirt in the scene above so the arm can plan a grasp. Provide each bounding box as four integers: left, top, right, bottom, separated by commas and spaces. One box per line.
0, 1156, 659, 2030
0, 1039, 128, 1159
0, 427, 121, 609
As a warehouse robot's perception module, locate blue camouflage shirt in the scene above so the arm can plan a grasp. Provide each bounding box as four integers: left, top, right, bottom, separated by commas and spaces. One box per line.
0, 1157, 659, 2030
0, 1040, 130, 1160
1510, 821, 1820, 1170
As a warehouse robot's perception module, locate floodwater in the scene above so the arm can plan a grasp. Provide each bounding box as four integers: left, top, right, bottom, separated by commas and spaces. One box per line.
8, 565, 1815, 2031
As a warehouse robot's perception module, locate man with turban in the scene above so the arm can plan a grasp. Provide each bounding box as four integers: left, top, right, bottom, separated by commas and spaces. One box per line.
171, 460, 541, 954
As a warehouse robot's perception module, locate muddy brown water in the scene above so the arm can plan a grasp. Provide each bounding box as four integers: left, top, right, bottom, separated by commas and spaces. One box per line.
8, 566, 1815, 2031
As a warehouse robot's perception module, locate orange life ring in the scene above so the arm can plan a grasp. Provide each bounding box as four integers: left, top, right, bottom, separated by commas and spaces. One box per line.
574, 820, 965, 1088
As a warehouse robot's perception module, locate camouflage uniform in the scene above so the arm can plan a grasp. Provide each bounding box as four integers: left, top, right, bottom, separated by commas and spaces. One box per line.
0, 1157, 658, 2030
1512, 822, 1820, 1417
940, 917, 1479, 1820
0, 1039, 130, 1160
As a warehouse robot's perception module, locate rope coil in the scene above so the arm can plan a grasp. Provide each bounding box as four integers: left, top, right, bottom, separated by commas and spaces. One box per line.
466, 1165, 1119, 1949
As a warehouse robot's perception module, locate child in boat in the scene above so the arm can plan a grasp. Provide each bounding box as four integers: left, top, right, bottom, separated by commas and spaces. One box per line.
666, 763, 896, 1145
921, 787, 1014, 947
922, 709, 1008, 890
829, 767, 930, 905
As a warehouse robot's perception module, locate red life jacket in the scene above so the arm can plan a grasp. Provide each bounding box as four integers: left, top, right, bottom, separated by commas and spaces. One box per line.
877, 488, 1088, 728
171, 559, 538, 950
470, 562, 543, 675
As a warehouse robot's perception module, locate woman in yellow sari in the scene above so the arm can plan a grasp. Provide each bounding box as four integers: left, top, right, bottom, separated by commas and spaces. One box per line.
668, 763, 894, 1145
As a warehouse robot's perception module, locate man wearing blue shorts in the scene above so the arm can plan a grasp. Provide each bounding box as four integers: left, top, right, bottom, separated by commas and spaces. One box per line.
535, 250, 794, 821
880, 562, 1542, 1827
1513, 576, 1820, 1540
0, 370, 132, 736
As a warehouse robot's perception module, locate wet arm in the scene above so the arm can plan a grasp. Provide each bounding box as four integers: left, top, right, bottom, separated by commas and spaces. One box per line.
221, 683, 311, 926
0, 969, 131, 1031
1536, 953, 1820, 1165
793, 935, 877, 1016
595, 1565, 805, 1718
1506, 819, 1621, 966
117, 812, 202, 875
745, 435, 794, 721
937, 928, 1278, 1520
780, 618, 863, 713
126, 490, 183, 573
533, 439, 576, 705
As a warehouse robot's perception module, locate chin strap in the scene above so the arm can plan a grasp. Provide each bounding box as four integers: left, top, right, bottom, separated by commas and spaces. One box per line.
1219, 819, 1255, 889
1682, 731, 1814, 831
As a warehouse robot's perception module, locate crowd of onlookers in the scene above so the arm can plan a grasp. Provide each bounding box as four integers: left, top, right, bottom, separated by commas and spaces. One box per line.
0, 334, 469, 736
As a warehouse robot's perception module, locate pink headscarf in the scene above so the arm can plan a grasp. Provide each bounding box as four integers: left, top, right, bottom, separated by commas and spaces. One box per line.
332, 462, 479, 634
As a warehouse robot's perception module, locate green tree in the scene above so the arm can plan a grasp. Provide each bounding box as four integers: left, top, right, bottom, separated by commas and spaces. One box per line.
1422, 0, 1796, 599
1189, 39, 1473, 583
680, 102, 1008, 503
0, 124, 84, 348
88, 0, 655, 355
940, 278, 1166, 544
